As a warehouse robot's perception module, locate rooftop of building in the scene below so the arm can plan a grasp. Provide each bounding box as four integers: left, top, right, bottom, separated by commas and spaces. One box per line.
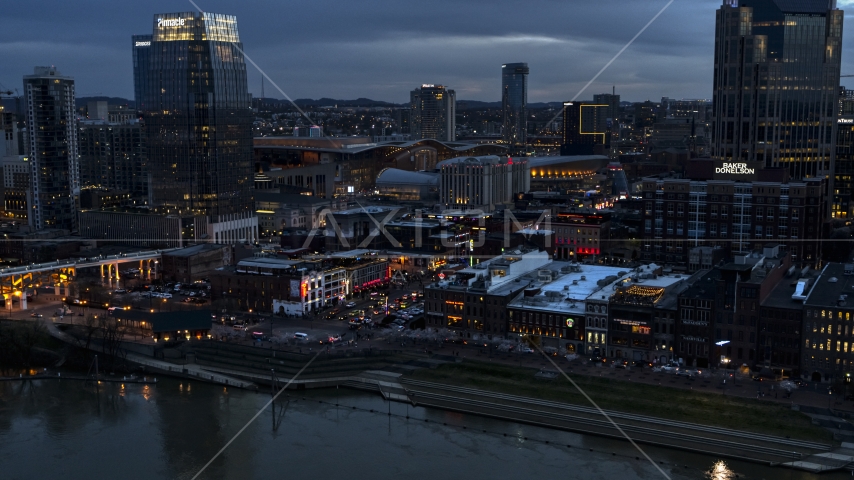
679, 269, 720, 301
805, 263, 854, 308
609, 264, 694, 309
327, 249, 378, 259
527, 155, 610, 169
254, 137, 507, 155
255, 192, 333, 205
436, 155, 518, 168
507, 264, 634, 315
376, 168, 439, 186
333, 205, 402, 216
721, 245, 791, 284
163, 243, 226, 257
237, 257, 299, 268
113, 309, 212, 333
763, 268, 820, 310
384, 220, 442, 229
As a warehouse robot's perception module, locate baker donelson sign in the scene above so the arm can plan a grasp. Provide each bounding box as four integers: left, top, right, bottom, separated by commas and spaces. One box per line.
715, 163, 754, 175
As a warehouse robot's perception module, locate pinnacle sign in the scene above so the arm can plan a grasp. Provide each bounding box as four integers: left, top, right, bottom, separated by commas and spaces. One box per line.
715, 162, 755, 175
157, 18, 186, 28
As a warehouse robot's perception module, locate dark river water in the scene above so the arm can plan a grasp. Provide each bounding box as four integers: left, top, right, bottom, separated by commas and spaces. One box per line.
0, 376, 850, 480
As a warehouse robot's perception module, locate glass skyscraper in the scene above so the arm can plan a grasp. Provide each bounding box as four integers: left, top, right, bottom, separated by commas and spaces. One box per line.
132, 34, 152, 111
410, 85, 456, 142
140, 12, 256, 243
711, 0, 843, 180
501, 63, 528, 148
23, 67, 79, 231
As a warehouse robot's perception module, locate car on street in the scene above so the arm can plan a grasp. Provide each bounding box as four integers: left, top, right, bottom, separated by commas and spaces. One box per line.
345, 302, 356, 308
676, 370, 695, 378
30, 313, 43, 318
661, 363, 680, 373
613, 359, 629, 369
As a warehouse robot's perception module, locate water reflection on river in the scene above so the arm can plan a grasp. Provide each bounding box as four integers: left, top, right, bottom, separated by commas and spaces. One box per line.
0, 377, 849, 480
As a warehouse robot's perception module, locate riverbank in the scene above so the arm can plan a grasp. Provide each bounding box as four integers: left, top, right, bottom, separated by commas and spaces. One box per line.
406, 360, 831, 444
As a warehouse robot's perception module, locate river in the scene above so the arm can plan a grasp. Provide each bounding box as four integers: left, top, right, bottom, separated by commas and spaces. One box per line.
0, 376, 850, 480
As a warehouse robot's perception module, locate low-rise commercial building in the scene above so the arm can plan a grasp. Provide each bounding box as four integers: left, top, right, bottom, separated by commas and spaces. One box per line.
801, 263, 854, 383
424, 249, 551, 338
552, 208, 610, 263
607, 264, 689, 363
161, 244, 232, 284
507, 263, 629, 353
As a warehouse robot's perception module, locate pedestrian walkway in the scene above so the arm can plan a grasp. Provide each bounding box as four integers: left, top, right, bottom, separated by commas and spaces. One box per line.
400, 378, 833, 465
43, 320, 256, 390
780, 443, 854, 473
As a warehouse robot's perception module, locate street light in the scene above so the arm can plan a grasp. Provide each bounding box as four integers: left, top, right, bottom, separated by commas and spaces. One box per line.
716, 340, 731, 386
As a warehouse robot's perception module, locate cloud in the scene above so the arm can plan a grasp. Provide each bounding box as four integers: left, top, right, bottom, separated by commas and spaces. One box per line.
4, 0, 852, 102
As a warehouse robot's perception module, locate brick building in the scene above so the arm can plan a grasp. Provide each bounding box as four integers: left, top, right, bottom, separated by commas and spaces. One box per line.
639, 175, 825, 267
801, 263, 854, 383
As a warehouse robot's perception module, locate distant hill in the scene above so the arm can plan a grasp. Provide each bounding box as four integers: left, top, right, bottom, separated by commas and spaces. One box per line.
456, 100, 563, 110
76, 96, 134, 109
292, 98, 403, 108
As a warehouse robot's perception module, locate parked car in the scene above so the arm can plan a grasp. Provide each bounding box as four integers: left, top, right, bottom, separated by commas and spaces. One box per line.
676, 370, 695, 378
613, 359, 629, 369
661, 364, 680, 373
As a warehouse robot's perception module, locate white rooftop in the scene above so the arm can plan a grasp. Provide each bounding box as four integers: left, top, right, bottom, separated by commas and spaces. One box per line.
328, 249, 377, 258
508, 264, 631, 315
334, 205, 401, 216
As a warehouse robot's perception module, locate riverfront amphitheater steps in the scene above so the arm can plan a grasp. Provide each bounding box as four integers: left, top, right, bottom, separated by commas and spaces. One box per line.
190, 342, 427, 380
399, 378, 836, 467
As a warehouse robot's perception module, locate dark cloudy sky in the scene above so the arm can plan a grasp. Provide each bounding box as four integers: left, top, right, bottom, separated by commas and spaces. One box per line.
4, 0, 854, 103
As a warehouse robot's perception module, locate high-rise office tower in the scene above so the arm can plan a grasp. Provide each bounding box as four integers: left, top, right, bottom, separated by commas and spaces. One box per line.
141, 12, 256, 243
502, 63, 528, 148
711, 0, 843, 180
410, 85, 456, 142
834, 87, 854, 222
593, 92, 620, 123
561, 101, 609, 156
132, 34, 152, 111
23, 67, 79, 231
835, 115, 854, 222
